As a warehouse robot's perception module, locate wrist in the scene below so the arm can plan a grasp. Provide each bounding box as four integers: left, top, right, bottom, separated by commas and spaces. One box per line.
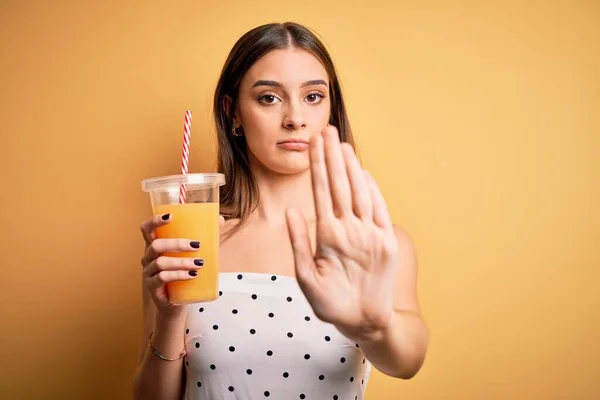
150, 308, 188, 361
348, 311, 396, 345
155, 307, 187, 327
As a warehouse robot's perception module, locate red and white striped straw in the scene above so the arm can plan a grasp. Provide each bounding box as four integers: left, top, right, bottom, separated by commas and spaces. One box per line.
179, 110, 192, 204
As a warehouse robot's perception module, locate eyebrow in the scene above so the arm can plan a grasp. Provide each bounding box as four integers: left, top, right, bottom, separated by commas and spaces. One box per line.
251, 79, 328, 88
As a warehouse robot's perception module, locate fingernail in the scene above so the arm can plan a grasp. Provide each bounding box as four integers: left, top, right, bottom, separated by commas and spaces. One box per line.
189, 270, 198, 277
190, 241, 200, 249
194, 259, 204, 266
161, 214, 170, 221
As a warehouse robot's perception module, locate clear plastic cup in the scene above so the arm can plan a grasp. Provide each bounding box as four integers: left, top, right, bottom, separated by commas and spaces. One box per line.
142, 173, 225, 304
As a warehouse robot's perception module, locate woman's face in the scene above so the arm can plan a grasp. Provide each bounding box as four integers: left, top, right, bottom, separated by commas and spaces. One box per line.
235, 47, 331, 176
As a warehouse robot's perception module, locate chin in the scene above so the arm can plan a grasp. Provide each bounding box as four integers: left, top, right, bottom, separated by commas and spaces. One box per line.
250, 151, 311, 176
270, 159, 311, 175
275, 164, 310, 175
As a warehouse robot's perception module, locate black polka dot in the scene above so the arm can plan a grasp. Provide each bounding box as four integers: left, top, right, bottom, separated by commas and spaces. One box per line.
350, 377, 354, 382
340, 357, 346, 363
228, 386, 234, 392
325, 336, 331, 341
319, 375, 324, 380
250, 329, 256, 334
267, 350, 273, 356
199, 307, 204, 312
237, 274, 243, 280
252, 294, 257, 300
363, 359, 365, 364
300, 395, 305, 399
246, 369, 252, 375
304, 354, 310, 360
213, 325, 218, 330
268, 312, 274, 318
197, 382, 201, 387
287, 296, 292, 302
264, 391, 270, 397
271, 275, 277, 281
232, 309, 238, 314
333, 396, 338, 400
195, 342, 200, 348
283, 372, 289, 378
219, 291, 223, 296
229, 346, 235, 352
362, 379, 364, 384
186, 328, 189, 334
305, 316, 311, 321
210, 364, 216, 370
287, 332, 293, 338
356, 343, 360, 348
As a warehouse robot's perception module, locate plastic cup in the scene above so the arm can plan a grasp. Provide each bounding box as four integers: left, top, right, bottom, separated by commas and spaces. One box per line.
142, 173, 225, 304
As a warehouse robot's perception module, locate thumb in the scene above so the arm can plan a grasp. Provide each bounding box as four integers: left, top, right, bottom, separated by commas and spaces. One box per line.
285, 208, 315, 282
219, 215, 225, 230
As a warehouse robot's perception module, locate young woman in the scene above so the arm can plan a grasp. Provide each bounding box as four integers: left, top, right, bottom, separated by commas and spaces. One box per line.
133, 21, 429, 400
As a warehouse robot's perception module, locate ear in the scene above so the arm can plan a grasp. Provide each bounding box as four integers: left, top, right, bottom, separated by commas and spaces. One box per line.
223, 95, 240, 125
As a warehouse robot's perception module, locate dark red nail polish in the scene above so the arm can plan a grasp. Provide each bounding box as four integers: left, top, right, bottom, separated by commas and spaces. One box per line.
194, 259, 204, 266
161, 214, 170, 220
190, 241, 200, 249
189, 270, 198, 277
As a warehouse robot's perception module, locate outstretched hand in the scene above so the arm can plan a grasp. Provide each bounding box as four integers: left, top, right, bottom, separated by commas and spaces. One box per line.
286, 126, 400, 342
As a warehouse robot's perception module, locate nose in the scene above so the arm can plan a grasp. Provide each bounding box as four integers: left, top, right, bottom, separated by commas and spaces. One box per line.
282, 102, 306, 130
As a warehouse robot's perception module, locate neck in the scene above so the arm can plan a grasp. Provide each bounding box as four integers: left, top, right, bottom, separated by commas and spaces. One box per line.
251, 167, 316, 227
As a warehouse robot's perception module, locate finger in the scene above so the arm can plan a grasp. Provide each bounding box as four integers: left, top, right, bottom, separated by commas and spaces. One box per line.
323, 126, 352, 216
365, 171, 393, 230
285, 208, 316, 283
309, 132, 334, 219
140, 213, 172, 245
141, 238, 200, 267
144, 256, 204, 278
146, 270, 198, 292
341, 143, 372, 219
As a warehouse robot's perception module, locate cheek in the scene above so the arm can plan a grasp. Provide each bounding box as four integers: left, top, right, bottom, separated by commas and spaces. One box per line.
240, 101, 279, 132
322, 102, 332, 123
308, 102, 331, 127
239, 104, 280, 154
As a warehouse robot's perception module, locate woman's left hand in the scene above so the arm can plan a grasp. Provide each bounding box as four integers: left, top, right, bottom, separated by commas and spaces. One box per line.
286, 126, 400, 342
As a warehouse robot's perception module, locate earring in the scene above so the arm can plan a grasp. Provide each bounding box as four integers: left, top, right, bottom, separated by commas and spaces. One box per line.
232, 125, 243, 137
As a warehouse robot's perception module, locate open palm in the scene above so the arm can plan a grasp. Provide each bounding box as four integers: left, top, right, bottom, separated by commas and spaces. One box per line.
286, 126, 400, 342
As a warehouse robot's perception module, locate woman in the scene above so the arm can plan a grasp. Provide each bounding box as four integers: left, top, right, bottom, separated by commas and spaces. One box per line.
133, 22, 429, 400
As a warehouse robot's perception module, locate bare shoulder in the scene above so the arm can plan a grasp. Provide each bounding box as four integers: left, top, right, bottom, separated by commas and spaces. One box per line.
220, 217, 243, 243
218, 218, 256, 271
222, 217, 241, 233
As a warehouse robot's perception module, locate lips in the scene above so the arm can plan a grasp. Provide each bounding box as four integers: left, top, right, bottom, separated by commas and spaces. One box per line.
277, 139, 309, 151
277, 139, 309, 145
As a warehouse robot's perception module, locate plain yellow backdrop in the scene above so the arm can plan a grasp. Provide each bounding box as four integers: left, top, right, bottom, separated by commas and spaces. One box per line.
1, 1, 598, 399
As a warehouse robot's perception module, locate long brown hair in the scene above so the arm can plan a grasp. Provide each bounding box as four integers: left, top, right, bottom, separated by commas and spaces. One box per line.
213, 22, 356, 231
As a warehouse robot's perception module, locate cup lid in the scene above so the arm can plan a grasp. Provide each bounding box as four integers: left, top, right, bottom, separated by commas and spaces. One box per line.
142, 173, 225, 192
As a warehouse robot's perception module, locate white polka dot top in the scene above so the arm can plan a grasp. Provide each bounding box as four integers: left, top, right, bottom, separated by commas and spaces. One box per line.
183, 272, 372, 400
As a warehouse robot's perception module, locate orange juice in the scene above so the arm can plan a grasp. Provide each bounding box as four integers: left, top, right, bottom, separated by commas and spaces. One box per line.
153, 202, 220, 304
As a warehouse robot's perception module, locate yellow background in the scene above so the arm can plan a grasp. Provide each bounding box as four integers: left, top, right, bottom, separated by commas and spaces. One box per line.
1, 1, 598, 399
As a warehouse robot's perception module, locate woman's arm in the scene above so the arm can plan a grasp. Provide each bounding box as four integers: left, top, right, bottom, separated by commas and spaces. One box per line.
356, 226, 429, 379
132, 285, 187, 400
357, 309, 429, 378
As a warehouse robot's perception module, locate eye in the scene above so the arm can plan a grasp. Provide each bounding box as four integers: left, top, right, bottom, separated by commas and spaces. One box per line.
305, 92, 325, 104
258, 94, 281, 105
